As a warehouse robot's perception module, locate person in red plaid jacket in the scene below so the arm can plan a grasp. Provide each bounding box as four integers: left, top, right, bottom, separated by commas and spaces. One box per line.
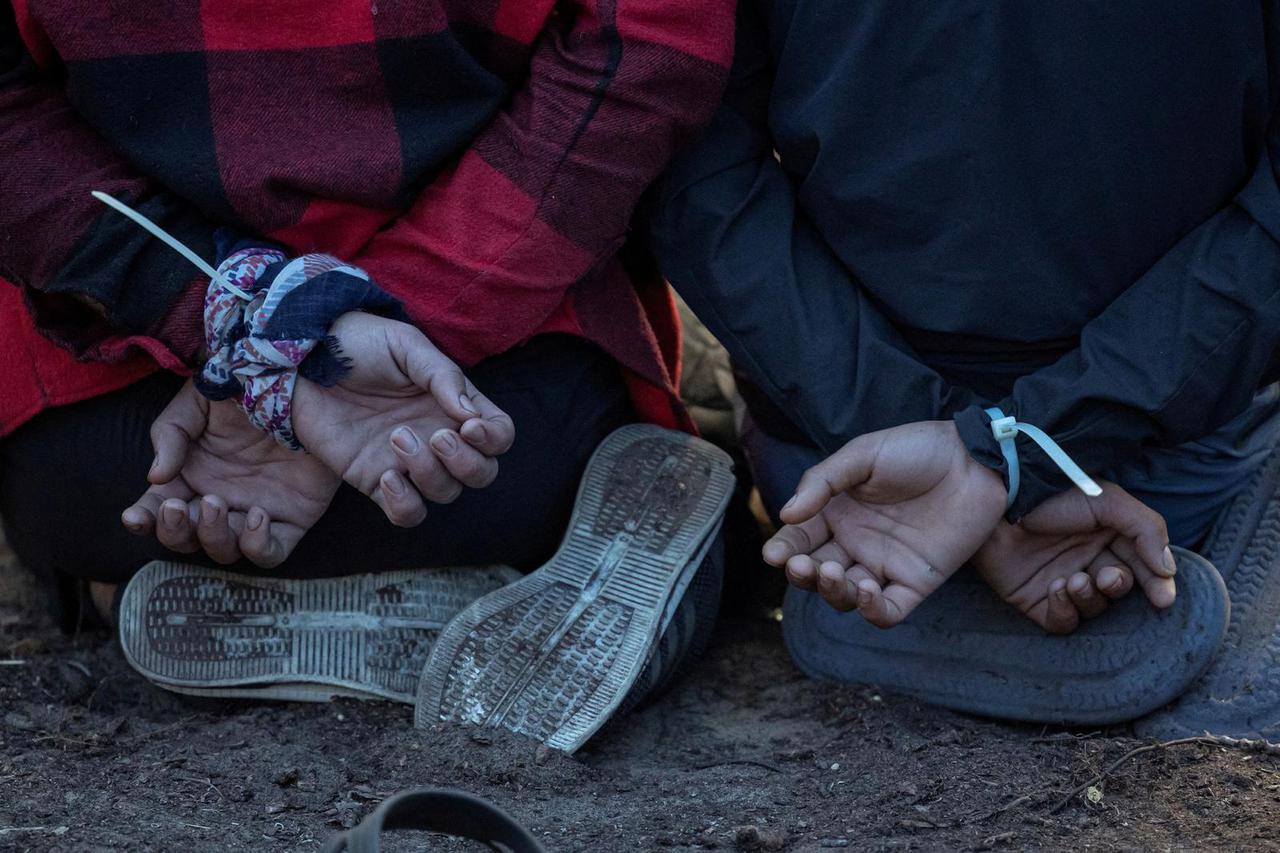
0, 0, 735, 735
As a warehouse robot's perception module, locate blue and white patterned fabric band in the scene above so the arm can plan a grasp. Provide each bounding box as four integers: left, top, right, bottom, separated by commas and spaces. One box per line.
195, 243, 404, 450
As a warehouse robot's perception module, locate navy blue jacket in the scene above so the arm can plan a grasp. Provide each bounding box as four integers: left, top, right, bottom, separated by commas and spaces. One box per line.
652, 0, 1280, 517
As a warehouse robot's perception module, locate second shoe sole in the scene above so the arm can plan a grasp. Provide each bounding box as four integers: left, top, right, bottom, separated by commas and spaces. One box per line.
415, 424, 735, 753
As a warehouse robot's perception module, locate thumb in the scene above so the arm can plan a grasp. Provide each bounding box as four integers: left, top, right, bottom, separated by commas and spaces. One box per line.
781, 433, 879, 524
1091, 483, 1174, 579
393, 324, 478, 423
148, 381, 208, 484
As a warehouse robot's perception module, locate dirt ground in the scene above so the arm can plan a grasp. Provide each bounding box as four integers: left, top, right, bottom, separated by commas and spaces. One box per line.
3, 533, 1280, 852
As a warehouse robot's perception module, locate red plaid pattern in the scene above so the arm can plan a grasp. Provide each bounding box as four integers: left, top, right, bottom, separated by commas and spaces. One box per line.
0, 0, 734, 436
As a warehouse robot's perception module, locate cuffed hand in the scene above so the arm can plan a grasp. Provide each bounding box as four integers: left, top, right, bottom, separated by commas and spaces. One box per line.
762, 420, 1007, 627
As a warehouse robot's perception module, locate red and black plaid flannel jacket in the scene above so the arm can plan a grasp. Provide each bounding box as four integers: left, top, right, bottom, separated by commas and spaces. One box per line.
0, 0, 734, 436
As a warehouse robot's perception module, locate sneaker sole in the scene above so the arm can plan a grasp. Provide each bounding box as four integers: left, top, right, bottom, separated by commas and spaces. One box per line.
783, 547, 1229, 725
414, 424, 734, 753
119, 562, 520, 703
1137, 447, 1280, 739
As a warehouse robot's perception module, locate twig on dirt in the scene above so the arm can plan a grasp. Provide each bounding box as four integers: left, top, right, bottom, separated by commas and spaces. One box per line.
693, 758, 782, 773
968, 793, 1034, 824
117, 717, 194, 744
0, 826, 67, 835
63, 660, 91, 678
1030, 731, 1102, 744
1050, 734, 1280, 814
31, 733, 99, 748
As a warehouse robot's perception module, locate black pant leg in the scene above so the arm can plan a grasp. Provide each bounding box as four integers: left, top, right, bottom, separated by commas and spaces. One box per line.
0, 335, 634, 586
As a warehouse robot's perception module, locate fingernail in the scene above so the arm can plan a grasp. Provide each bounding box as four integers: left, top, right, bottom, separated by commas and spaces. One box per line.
148, 457, 158, 474
161, 504, 184, 527
247, 509, 264, 531
392, 427, 421, 455
459, 394, 478, 415
122, 510, 143, 530
782, 496, 797, 511
383, 472, 405, 496
202, 499, 221, 520
856, 586, 873, 608
1163, 547, 1177, 576
431, 431, 458, 455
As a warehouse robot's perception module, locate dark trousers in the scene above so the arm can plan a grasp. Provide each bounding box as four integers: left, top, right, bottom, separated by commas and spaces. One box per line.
0, 335, 635, 621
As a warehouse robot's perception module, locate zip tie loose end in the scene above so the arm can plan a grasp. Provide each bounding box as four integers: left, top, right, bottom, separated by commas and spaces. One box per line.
90, 191, 252, 301
985, 407, 1102, 509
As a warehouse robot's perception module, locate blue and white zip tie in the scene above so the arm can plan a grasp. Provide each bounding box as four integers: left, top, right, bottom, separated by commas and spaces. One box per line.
985, 406, 1102, 512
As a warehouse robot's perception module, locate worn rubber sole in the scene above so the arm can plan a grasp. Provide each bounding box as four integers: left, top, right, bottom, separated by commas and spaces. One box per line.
1137, 448, 1280, 740
415, 424, 734, 753
783, 547, 1229, 725
119, 562, 520, 703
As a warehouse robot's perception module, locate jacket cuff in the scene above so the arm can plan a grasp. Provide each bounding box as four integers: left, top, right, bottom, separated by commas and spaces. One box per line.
953, 403, 1074, 521
34, 192, 216, 362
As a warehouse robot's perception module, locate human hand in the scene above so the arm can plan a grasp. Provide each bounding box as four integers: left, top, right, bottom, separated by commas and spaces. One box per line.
974, 482, 1177, 633
761, 421, 1007, 627
121, 380, 341, 567
291, 312, 515, 527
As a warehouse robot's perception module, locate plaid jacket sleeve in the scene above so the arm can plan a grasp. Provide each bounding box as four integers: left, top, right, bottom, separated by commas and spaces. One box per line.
0, 0, 213, 366
352, 0, 735, 367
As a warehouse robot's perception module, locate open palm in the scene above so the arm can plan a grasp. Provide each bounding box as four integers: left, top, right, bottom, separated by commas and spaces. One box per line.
291, 312, 515, 527
974, 482, 1177, 633
763, 421, 1008, 627
122, 381, 340, 567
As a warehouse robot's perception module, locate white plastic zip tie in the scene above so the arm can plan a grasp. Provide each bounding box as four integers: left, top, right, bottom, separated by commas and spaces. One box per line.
90, 191, 251, 301
985, 406, 1102, 511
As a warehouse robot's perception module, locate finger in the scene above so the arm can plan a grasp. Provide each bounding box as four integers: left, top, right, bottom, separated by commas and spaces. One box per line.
457, 386, 516, 456
779, 435, 879, 524
394, 326, 478, 424
816, 561, 860, 612
148, 382, 209, 485
1110, 536, 1177, 609
391, 427, 467, 502
784, 555, 820, 591
763, 514, 833, 566
1044, 579, 1080, 635
1091, 484, 1175, 580
1066, 571, 1108, 620
1088, 556, 1134, 600
373, 470, 429, 528
196, 496, 242, 565
156, 498, 200, 554
430, 429, 499, 489
123, 477, 194, 536
850, 577, 923, 629
237, 507, 287, 569
842, 528, 942, 600
390, 429, 464, 503
785, 540, 855, 588
122, 490, 162, 536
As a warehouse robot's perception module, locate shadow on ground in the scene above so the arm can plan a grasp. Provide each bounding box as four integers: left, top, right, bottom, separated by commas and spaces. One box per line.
3, 535, 1279, 852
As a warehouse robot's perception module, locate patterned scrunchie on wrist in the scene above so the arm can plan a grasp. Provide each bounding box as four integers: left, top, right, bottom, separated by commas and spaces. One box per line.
194, 242, 405, 450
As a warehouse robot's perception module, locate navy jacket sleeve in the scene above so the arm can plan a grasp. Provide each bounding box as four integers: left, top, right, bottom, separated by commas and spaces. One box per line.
649, 0, 978, 457
955, 116, 1280, 518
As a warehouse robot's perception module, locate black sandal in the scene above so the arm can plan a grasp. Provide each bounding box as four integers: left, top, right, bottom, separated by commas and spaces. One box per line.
323, 788, 547, 853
